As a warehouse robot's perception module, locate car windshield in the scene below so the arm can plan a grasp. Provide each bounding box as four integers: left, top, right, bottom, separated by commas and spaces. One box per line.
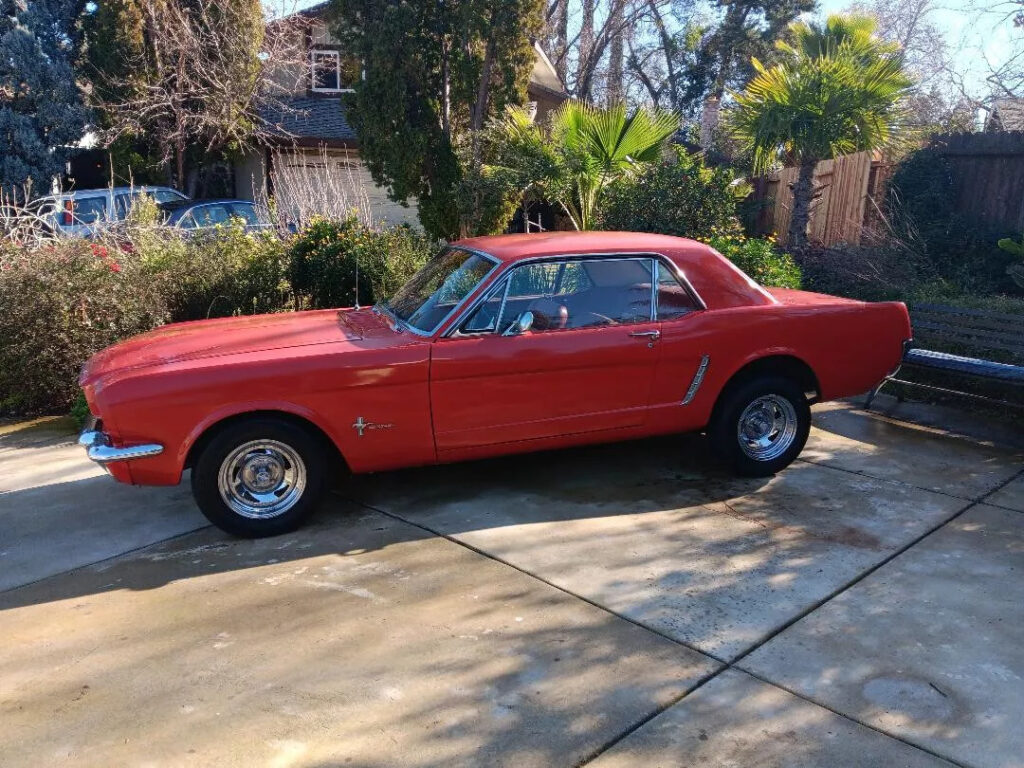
381, 247, 496, 334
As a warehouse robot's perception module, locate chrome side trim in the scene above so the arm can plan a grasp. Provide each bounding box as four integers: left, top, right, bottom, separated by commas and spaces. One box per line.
79, 429, 163, 464
682, 355, 710, 405
649, 257, 658, 321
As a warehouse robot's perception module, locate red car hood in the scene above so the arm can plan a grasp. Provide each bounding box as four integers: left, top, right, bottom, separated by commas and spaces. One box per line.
80, 308, 395, 386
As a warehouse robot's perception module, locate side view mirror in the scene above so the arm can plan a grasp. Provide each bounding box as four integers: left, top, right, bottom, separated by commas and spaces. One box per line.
502, 310, 534, 337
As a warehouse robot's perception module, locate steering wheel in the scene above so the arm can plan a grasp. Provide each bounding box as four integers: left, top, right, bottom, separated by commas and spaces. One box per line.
578, 311, 619, 327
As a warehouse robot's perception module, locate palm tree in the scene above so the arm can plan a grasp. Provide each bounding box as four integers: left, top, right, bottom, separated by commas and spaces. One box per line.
550, 102, 680, 230
485, 102, 680, 231
727, 14, 913, 249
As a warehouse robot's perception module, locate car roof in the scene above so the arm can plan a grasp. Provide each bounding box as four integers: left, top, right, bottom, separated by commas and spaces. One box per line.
34, 186, 185, 202
160, 198, 253, 209
454, 231, 777, 310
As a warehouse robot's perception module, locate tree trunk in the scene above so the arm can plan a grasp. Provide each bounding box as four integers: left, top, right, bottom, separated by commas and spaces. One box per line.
788, 161, 817, 250
440, 37, 451, 139
607, 1, 624, 104
553, 0, 568, 84
577, 0, 595, 100
711, 4, 751, 100
175, 137, 186, 193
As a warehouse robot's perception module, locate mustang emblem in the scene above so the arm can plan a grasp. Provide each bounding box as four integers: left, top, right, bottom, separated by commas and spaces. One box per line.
352, 417, 394, 437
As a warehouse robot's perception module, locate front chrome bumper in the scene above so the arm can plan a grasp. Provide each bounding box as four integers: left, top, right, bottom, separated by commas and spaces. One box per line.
79, 427, 164, 465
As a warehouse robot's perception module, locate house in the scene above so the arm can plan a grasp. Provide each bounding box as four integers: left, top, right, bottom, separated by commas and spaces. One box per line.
985, 99, 1024, 132
234, 2, 569, 229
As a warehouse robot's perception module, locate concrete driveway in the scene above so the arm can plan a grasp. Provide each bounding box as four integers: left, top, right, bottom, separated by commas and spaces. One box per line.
1, 401, 1021, 768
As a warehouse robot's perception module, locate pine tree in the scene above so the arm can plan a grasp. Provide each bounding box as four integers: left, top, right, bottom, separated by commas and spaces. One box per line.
0, 0, 91, 200
331, 0, 544, 239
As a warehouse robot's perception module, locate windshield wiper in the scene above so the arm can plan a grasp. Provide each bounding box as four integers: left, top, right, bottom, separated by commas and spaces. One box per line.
373, 300, 406, 334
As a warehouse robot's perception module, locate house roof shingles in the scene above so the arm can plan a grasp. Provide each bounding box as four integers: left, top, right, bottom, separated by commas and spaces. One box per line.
262, 97, 357, 144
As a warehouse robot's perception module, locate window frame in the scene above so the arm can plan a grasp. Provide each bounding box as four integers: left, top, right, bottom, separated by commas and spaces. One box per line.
444, 252, 706, 338
310, 49, 355, 93
377, 246, 501, 338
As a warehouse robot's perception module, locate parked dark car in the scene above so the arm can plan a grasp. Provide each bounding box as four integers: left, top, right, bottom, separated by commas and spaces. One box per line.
158, 199, 272, 233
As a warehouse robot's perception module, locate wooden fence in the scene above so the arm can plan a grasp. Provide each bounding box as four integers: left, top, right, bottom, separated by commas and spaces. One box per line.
749, 150, 891, 247
750, 132, 1024, 247
928, 132, 1024, 232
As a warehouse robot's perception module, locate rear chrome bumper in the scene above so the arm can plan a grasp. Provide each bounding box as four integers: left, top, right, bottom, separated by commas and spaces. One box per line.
79, 427, 164, 465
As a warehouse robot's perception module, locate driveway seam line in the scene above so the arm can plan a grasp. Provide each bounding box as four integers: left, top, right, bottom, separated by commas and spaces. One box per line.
0, 524, 212, 598
344, 495, 730, 662
347, 495, 755, 768
726, 496, 980, 670
715, 468, 1024, 768
734, 667, 967, 767
570, 666, 724, 768
796, 456, 983, 504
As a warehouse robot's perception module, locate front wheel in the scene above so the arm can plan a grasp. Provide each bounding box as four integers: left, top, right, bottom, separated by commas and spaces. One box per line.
191, 417, 327, 537
709, 376, 811, 477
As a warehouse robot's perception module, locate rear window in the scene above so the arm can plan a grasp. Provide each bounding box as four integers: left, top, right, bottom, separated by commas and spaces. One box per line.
152, 189, 186, 204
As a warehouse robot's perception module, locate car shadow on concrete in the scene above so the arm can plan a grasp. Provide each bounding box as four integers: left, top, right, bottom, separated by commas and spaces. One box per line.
1, 407, 991, 662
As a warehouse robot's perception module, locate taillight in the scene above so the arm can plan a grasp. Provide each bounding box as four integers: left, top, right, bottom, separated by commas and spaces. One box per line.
63, 200, 74, 226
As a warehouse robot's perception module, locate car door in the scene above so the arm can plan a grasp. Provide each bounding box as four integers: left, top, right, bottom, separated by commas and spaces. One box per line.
430, 255, 663, 455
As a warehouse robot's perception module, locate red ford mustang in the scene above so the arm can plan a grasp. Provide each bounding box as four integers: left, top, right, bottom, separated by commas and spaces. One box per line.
79, 232, 911, 537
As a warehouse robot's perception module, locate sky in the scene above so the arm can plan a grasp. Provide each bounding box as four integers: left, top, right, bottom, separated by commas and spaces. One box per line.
819, 0, 1018, 96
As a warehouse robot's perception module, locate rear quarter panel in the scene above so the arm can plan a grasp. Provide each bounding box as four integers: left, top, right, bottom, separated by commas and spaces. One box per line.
651, 298, 910, 433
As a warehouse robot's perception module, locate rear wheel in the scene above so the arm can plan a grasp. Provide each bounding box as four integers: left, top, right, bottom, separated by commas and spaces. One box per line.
191, 417, 326, 537
709, 375, 810, 477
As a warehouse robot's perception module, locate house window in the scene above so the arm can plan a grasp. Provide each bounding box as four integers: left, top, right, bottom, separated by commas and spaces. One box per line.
311, 50, 358, 92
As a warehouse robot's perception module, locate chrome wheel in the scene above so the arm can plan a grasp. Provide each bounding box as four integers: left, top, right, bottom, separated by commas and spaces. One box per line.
217, 440, 307, 519
736, 394, 798, 462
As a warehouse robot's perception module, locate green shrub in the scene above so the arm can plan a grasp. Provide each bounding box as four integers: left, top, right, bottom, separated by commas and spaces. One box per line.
597, 146, 746, 240
796, 242, 929, 301
0, 240, 169, 413
134, 223, 291, 321
996, 234, 1024, 289
705, 233, 802, 289
288, 217, 438, 309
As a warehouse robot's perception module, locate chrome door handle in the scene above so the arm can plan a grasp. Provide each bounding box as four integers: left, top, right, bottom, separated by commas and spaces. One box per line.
629, 330, 661, 340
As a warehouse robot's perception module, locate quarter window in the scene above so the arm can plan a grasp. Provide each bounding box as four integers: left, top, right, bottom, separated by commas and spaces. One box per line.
655, 261, 701, 320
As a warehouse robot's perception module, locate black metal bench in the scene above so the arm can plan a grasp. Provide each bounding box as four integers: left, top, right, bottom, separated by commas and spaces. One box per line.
865, 302, 1024, 408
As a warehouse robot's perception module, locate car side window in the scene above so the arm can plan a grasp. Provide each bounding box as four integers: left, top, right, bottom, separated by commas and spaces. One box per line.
656, 261, 701, 320
473, 258, 654, 334
72, 197, 107, 225
193, 205, 231, 227
177, 211, 197, 229
229, 203, 260, 225
114, 194, 133, 219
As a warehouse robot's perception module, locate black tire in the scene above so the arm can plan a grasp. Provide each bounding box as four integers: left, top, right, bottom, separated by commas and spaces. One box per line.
191, 417, 327, 537
709, 375, 811, 477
